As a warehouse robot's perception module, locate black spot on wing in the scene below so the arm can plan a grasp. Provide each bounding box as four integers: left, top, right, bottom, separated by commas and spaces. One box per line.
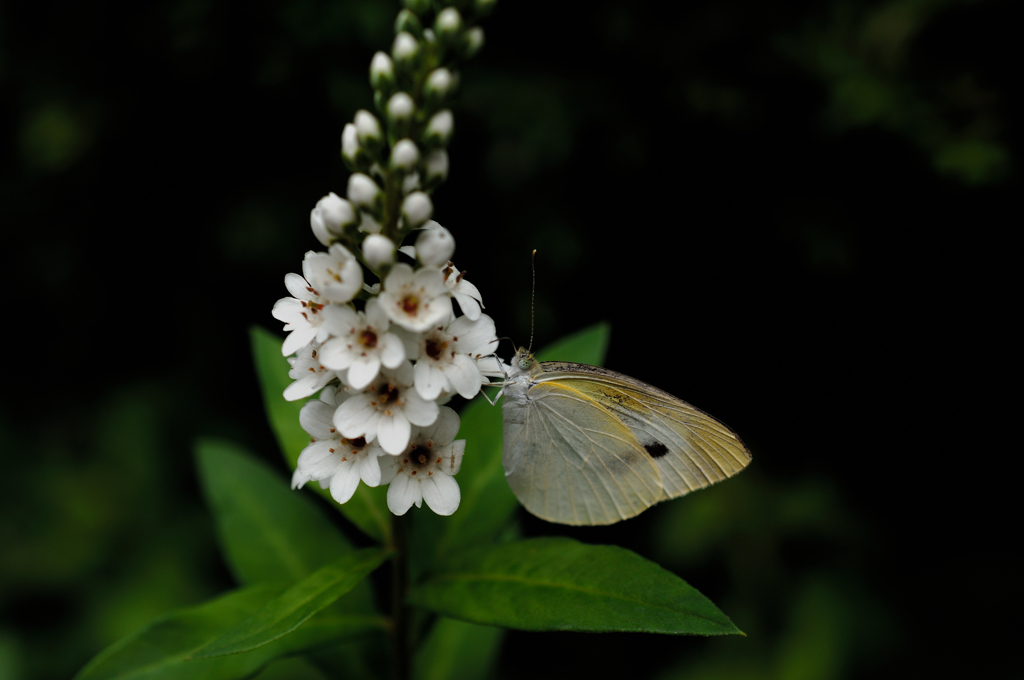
644, 441, 669, 459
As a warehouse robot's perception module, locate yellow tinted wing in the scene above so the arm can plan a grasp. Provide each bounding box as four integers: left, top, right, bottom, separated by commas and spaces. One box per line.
547, 373, 751, 500
503, 380, 662, 525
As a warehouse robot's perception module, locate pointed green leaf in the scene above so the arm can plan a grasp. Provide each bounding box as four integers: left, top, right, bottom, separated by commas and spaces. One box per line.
413, 617, 504, 680
412, 323, 613, 568
408, 537, 741, 635
195, 438, 356, 586
194, 548, 391, 659
250, 325, 391, 543
75, 585, 364, 680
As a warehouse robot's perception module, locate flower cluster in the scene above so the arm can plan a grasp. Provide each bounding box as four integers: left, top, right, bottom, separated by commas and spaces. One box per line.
273, 0, 497, 516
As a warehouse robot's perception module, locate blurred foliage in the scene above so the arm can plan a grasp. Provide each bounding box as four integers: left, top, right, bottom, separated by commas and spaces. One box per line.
1, 0, 1017, 678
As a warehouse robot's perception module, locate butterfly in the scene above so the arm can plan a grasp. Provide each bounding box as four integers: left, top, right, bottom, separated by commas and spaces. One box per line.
501, 347, 751, 525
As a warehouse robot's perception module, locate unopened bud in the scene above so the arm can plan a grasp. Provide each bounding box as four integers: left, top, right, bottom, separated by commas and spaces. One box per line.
369, 52, 395, 93
415, 221, 455, 266
392, 31, 421, 71
424, 68, 455, 108
391, 139, 421, 172
394, 9, 424, 39
459, 26, 484, 60
387, 92, 416, 138
401, 191, 433, 229
423, 149, 449, 189
435, 8, 463, 45
348, 173, 382, 214
354, 109, 383, 150
341, 123, 369, 171
362, 234, 396, 268
423, 109, 454, 148
310, 192, 357, 245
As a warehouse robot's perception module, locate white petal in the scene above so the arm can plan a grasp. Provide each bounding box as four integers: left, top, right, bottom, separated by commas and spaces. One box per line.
414, 360, 445, 401
318, 338, 357, 371
284, 273, 315, 300
333, 394, 378, 438
420, 406, 460, 445
383, 263, 414, 290
387, 474, 417, 515
421, 473, 460, 515
291, 468, 312, 490
379, 333, 406, 368
357, 451, 383, 487
284, 371, 332, 401
445, 353, 483, 399
347, 354, 382, 390
282, 325, 318, 357
378, 455, 401, 485
402, 390, 440, 427
453, 292, 481, 320
321, 304, 360, 336
449, 315, 497, 355
447, 440, 465, 476
298, 400, 337, 439
329, 465, 361, 503
296, 441, 343, 479
377, 410, 411, 455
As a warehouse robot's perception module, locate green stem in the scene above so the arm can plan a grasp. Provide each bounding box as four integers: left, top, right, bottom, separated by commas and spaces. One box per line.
391, 512, 410, 680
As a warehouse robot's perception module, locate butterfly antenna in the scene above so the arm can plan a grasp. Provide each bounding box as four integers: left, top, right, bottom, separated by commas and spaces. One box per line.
528, 249, 537, 353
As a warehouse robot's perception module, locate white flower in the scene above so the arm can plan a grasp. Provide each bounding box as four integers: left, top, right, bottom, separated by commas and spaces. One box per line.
407, 314, 498, 400
284, 342, 339, 401
333, 361, 439, 454
379, 406, 465, 516
369, 51, 394, 89
362, 234, 396, 267
415, 221, 454, 266
319, 299, 405, 390
292, 386, 387, 503
424, 68, 454, 100
378, 263, 453, 332
272, 272, 330, 355
435, 8, 463, 38
310, 193, 356, 246
441, 261, 484, 320
303, 244, 363, 304
387, 92, 415, 122
401, 191, 433, 228
392, 32, 420, 64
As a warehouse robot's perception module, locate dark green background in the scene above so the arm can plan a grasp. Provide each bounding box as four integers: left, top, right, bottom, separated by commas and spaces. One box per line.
1, 0, 1017, 678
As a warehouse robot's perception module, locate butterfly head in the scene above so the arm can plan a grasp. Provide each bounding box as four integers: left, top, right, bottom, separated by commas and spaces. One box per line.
511, 346, 541, 377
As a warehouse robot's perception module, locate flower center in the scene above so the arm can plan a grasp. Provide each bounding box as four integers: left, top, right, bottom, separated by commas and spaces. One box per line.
359, 329, 378, 348
401, 294, 420, 314
377, 383, 399, 405
425, 338, 447, 360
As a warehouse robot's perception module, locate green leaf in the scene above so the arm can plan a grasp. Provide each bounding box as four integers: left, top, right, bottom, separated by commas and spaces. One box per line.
408, 537, 741, 635
413, 617, 505, 680
194, 548, 391, 659
195, 438, 355, 586
534, 321, 610, 365
250, 325, 391, 544
410, 322, 613, 569
75, 585, 364, 680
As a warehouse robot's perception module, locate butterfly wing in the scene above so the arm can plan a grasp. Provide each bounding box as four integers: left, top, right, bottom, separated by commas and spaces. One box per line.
540, 362, 751, 502
502, 378, 662, 525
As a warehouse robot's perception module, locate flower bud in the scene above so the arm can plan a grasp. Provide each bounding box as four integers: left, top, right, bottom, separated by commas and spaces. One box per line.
392, 31, 421, 72
348, 173, 383, 215
401, 191, 433, 229
391, 139, 420, 172
415, 221, 455, 266
369, 51, 395, 93
424, 68, 455, 108
458, 26, 484, 60
435, 8, 463, 45
394, 9, 424, 39
387, 92, 416, 138
402, 0, 431, 15
354, 109, 383, 151
341, 123, 369, 171
423, 149, 449, 189
423, 109, 454, 148
310, 192, 357, 245
362, 234, 396, 268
